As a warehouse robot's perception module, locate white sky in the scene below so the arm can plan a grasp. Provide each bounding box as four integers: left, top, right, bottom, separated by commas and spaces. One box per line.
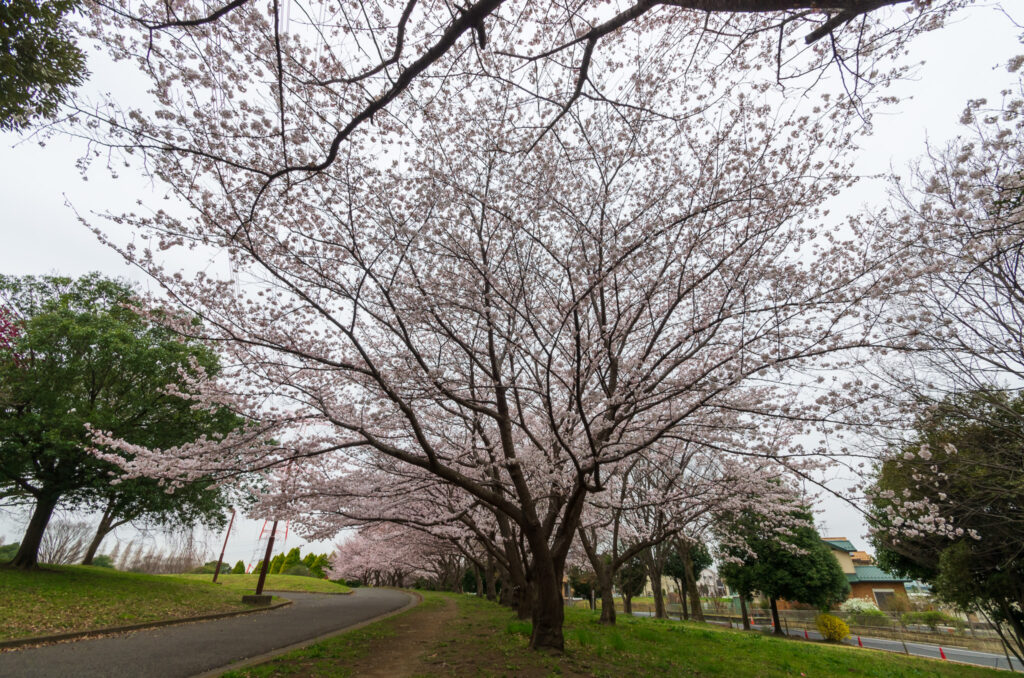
0, 4, 1021, 563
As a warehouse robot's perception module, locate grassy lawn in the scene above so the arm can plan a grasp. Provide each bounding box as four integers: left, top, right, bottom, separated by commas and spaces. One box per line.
0, 565, 252, 641
219, 592, 1005, 678
171, 573, 351, 594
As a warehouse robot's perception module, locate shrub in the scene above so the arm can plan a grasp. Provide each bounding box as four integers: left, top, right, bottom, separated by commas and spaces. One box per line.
816, 613, 850, 642
91, 554, 115, 568
839, 598, 879, 614
282, 564, 312, 577
851, 608, 890, 627
901, 610, 961, 631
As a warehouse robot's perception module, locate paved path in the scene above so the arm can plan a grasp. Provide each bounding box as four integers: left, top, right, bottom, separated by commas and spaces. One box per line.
742, 620, 1023, 671
0, 588, 414, 678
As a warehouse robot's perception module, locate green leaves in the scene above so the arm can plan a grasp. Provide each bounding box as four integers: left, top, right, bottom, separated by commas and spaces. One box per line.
0, 0, 87, 131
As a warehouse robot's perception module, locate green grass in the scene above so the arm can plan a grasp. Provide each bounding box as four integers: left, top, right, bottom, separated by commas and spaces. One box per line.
170, 573, 351, 594
223, 592, 1006, 678
0, 565, 253, 640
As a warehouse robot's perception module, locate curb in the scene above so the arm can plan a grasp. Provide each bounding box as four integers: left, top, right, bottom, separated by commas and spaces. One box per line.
0, 599, 293, 652
191, 590, 422, 678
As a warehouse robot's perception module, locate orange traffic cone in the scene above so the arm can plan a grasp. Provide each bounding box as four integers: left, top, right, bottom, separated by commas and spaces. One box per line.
939, 647, 947, 660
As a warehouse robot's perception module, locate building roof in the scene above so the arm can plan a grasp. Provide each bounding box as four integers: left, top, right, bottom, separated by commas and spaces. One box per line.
847, 566, 911, 584
850, 550, 873, 564
821, 537, 857, 552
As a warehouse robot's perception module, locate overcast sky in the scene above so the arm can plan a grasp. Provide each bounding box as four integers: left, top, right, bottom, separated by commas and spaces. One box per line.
0, 4, 1021, 565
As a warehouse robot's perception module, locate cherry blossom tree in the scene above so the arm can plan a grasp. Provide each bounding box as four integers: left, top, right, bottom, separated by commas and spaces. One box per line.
329, 522, 465, 587
70, 0, 966, 217
88, 63, 919, 648
575, 433, 806, 624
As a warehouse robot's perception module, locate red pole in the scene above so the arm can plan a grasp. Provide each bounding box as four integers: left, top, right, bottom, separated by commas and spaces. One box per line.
255, 520, 278, 596
858, 636, 863, 647
939, 646, 947, 660
804, 629, 809, 640
212, 508, 236, 583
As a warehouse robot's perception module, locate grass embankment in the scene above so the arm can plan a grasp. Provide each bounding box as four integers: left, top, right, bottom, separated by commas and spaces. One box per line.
221, 592, 1003, 678
0, 565, 251, 641
171, 573, 351, 594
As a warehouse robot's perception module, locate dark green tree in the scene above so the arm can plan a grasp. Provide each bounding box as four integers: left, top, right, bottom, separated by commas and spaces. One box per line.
309, 553, 330, 579
79, 476, 232, 565
282, 546, 302, 570
568, 565, 598, 609
717, 505, 849, 635
0, 541, 19, 562
614, 555, 646, 616
0, 0, 87, 131
231, 560, 246, 574
868, 391, 1024, 663
666, 539, 712, 621
0, 274, 242, 568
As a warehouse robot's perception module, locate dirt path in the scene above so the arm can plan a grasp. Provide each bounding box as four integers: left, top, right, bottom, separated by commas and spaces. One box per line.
346, 595, 458, 677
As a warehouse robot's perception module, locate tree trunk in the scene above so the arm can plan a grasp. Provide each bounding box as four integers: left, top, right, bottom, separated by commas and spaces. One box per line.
770, 597, 784, 636
486, 560, 498, 602
642, 547, 667, 619
681, 547, 705, 622
529, 563, 565, 652
82, 503, 117, 565
623, 594, 633, 616
740, 595, 751, 631
517, 586, 533, 620
9, 493, 60, 569
680, 582, 689, 620
599, 576, 616, 625
649, 570, 666, 618
474, 565, 483, 597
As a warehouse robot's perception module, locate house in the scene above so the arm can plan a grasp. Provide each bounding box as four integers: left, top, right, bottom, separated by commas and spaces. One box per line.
822, 537, 911, 610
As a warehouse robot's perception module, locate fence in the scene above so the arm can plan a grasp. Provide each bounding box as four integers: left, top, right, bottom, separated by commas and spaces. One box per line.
567, 598, 1008, 655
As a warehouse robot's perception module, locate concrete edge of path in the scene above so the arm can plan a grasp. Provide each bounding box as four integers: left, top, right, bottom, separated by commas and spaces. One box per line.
0, 599, 294, 652
191, 590, 423, 678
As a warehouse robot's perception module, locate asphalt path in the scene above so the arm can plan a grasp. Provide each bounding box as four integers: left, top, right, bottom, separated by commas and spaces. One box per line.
0, 588, 414, 678
747, 621, 1023, 671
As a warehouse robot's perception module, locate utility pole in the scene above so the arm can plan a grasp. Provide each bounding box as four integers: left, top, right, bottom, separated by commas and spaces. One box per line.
212, 508, 236, 583
255, 520, 278, 596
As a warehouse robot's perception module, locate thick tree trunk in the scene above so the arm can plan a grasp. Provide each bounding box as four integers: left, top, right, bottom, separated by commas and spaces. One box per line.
9, 493, 60, 569
680, 582, 689, 620
599, 575, 616, 625
770, 597, 784, 636
687, 578, 705, 622
740, 595, 751, 631
529, 563, 565, 652
623, 594, 633, 616
516, 584, 534, 620
486, 560, 498, 602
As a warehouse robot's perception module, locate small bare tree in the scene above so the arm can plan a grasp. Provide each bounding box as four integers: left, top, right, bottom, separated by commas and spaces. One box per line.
38, 520, 93, 565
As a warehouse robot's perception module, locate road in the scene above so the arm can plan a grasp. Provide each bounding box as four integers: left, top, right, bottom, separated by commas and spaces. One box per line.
0, 588, 414, 678
751, 621, 1022, 671
625, 610, 1021, 671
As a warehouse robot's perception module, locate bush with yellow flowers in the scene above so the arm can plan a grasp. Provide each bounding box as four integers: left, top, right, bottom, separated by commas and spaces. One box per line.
815, 613, 850, 642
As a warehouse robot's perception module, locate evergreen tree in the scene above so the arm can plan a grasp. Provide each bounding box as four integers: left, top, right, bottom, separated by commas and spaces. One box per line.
718, 505, 849, 635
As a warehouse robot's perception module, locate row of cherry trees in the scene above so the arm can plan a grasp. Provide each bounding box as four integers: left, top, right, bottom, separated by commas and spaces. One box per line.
60, 0, 986, 653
